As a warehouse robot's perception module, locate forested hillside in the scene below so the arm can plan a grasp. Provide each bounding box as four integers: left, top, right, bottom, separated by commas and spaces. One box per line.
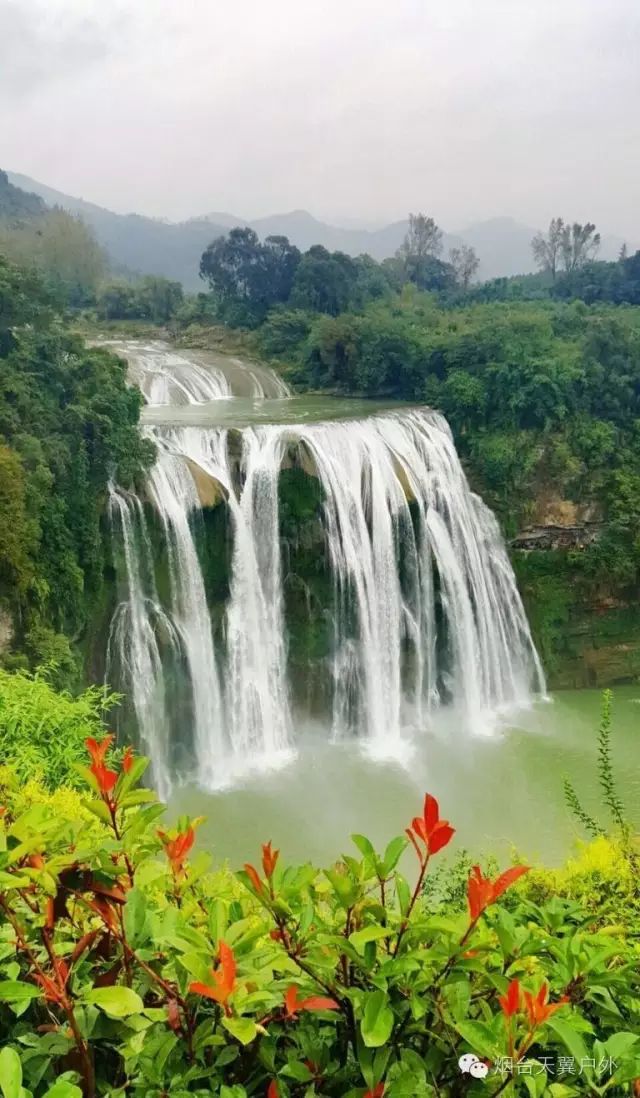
0, 254, 152, 681
0, 169, 45, 221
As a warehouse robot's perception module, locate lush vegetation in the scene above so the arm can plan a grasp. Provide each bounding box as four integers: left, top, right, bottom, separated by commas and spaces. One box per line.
0, 708, 637, 1098
0, 254, 152, 682
0, 668, 120, 790
185, 216, 640, 683
95, 277, 184, 324
256, 295, 640, 545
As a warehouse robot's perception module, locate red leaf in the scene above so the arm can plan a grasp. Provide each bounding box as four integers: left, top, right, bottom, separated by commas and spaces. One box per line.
284, 985, 300, 1016
428, 823, 455, 854
423, 793, 439, 833
499, 978, 521, 1018
261, 840, 279, 879
189, 980, 221, 1002
492, 865, 530, 900
189, 942, 236, 1006
298, 994, 339, 1013
243, 863, 264, 894
405, 827, 423, 862
85, 735, 113, 767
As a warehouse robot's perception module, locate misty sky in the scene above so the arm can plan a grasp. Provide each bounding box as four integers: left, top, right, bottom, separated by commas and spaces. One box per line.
1, 0, 638, 234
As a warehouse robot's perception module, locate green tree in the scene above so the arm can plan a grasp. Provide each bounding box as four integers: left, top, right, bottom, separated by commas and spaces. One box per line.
0, 254, 152, 676
290, 245, 358, 315
396, 212, 455, 291
0, 208, 107, 306
136, 275, 184, 322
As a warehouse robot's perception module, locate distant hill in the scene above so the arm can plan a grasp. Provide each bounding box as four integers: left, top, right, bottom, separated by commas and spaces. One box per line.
0, 170, 45, 223
197, 208, 463, 266
6, 171, 635, 288
8, 172, 229, 290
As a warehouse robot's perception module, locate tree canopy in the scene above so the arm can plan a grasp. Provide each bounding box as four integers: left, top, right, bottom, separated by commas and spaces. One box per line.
0, 253, 152, 681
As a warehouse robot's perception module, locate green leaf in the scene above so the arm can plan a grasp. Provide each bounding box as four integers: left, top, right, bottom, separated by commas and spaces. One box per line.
324, 868, 359, 908
351, 834, 376, 860
382, 836, 407, 875
546, 1017, 591, 1073
116, 755, 149, 799
523, 1068, 547, 1098
395, 873, 410, 915
222, 1016, 258, 1045
42, 1084, 83, 1098
0, 1047, 22, 1098
282, 1061, 313, 1082
0, 981, 42, 1004
123, 888, 148, 947
119, 789, 157, 808
350, 926, 392, 953
361, 989, 394, 1048
81, 799, 112, 825
455, 1020, 500, 1060
604, 1031, 639, 1060
86, 986, 144, 1017
72, 763, 100, 793
0, 871, 30, 889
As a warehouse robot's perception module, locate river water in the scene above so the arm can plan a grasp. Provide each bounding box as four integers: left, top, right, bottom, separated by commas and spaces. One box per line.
104, 339, 638, 867
170, 687, 639, 867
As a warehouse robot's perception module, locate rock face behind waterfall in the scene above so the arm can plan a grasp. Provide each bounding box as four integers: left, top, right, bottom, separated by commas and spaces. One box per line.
103, 340, 545, 792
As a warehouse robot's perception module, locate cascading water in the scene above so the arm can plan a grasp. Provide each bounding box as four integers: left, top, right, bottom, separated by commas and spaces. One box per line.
106, 485, 181, 798
106, 342, 545, 792
97, 339, 233, 404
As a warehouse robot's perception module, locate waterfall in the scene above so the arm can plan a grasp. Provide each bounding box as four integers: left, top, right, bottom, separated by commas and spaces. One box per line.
106, 343, 544, 792
106, 485, 180, 798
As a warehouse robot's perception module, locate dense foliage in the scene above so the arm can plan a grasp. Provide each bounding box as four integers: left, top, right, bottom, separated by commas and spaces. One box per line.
0, 668, 119, 790
0, 172, 107, 310
254, 294, 640, 532
553, 252, 640, 306
197, 215, 468, 328
0, 254, 152, 680
0, 729, 637, 1098
95, 277, 184, 323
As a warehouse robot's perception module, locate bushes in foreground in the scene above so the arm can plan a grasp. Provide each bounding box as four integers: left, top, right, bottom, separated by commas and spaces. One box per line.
0, 668, 118, 789
0, 737, 638, 1096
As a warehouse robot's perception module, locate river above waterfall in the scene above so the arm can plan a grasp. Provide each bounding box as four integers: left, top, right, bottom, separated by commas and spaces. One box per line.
170, 687, 639, 867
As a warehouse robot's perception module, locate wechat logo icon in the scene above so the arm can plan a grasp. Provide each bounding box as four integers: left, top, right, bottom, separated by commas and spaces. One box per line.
459, 1053, 489, 1079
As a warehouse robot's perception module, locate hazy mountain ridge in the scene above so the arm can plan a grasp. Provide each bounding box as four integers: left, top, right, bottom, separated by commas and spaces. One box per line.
7, 171, 633, 289
0, 170, 46, 222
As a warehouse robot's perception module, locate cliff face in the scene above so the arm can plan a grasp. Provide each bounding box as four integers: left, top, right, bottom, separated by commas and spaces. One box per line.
512, 504, 640, 689
511, 523, 602, 551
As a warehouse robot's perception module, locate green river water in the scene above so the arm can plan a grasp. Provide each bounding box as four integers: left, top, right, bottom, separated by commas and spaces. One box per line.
171, 687, 639, 870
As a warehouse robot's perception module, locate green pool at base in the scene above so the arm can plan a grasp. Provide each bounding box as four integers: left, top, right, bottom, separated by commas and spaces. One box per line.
169, 688, 639, 871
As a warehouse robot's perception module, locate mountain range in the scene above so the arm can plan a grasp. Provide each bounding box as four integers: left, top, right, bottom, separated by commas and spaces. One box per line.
6, 171, 633, 291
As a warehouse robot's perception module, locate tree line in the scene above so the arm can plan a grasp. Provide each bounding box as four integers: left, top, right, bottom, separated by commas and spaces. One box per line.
197, 214, 481, 326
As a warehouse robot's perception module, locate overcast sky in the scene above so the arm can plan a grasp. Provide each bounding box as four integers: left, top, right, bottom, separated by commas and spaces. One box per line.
1, 0, 638, 234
